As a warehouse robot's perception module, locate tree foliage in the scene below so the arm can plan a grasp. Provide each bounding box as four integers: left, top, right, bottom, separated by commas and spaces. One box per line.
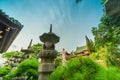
92, 15, 120, 67
0, 43, 42, 80
85, 36, 95, 53
101, 0, 106, 4
30, 43, 43, 58
49, 58, 101, 80
2, 51, 21, 58
49, 57, 120, 80
30, 43, 43, 54
3, 58, 39, 80
92, 16, 120, 48
0, 66, 11, 77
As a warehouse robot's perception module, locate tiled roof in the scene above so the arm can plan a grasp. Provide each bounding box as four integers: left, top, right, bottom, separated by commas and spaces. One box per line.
76, 46, 87, 53
0, 9, 22, 27
0, 10, 23, 53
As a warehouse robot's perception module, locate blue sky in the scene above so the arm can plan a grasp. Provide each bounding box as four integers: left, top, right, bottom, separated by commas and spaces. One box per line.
0, 0, 103, 52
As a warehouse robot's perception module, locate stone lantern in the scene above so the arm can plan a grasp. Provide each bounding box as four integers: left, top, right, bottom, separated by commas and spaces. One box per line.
38, 24, 60, 80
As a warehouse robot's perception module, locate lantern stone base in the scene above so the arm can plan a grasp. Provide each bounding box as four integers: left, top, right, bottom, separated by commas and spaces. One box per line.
38, 63, 55, 80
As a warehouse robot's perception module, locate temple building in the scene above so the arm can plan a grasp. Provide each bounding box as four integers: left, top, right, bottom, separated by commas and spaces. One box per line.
75, 46, 90, 57
0, 10, 23, 53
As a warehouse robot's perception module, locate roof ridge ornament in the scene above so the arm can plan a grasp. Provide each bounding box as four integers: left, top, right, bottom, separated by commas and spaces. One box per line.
28, 39, 33, 49
50, 24, 52, 33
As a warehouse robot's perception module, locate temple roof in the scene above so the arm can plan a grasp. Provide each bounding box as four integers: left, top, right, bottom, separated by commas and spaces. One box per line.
75, 46, 87, 53
0, 10, 22, 26
0, 10, 23, 53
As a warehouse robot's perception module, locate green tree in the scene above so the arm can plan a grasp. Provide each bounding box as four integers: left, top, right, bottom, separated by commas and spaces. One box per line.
2, 51, 22, 58
30, 43, 43, 58
85, 36, 95, 53
0, 43, 42, 80
92, 15, 120, 67
49, 57, 120, 80
92, 16, 120, 48
0, 66, 11, 77
101, 0, 106, 4
6, 58, 39, 80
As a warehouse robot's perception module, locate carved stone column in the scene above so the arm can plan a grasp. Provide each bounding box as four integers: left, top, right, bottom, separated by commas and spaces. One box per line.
38, 24, 60, 80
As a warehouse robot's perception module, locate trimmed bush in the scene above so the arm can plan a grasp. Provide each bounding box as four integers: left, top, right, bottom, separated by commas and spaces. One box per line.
49, 57, 120, 80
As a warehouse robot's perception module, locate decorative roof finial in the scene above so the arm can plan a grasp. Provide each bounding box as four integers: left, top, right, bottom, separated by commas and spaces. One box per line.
20, 47, 23, 51
50, 24, 52, 33
28, 39, 33, 49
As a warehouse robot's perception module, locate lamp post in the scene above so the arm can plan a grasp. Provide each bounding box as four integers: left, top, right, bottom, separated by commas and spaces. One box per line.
38, 24, 60, 80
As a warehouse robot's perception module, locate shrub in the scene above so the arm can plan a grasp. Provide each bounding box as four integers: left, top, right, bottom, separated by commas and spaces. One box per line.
49, 57, 120, 80
49, 58, 104, 80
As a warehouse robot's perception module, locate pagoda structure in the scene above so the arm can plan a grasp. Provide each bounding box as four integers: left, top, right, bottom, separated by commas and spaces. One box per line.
21, 39, 34, 60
